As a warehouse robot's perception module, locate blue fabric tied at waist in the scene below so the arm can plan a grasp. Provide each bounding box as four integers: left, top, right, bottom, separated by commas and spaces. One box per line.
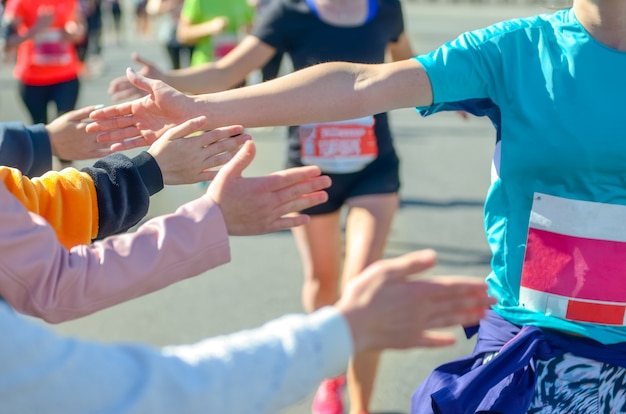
410, 310, 626, 414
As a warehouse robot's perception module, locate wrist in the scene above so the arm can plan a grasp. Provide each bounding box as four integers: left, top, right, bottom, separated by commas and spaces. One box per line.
43, 125, 59, 156
191, 95, 214, 129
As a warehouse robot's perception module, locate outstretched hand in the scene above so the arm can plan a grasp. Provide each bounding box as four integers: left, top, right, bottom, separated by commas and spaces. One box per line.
87, 68, 197, 150
108, 53, 163, 101
46, 105, 113, 161
206, 140, 332, 235
147, 117, 251, 185
336, 249, 495, 352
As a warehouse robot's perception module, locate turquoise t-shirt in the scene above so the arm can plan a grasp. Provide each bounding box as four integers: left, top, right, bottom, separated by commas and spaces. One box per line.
415, 8, 626, 344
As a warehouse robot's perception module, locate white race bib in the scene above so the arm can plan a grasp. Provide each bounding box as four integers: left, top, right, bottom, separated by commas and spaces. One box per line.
212, 33, 238, 59
299, 116, 378, 174
520, 193, 626, 326
32, 28, 72, 66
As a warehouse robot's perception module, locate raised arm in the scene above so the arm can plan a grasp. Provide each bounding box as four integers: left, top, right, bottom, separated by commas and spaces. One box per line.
164, 35, 277, 94
0, 116, 251, 248
108, 35, 276, 100
89, 59, 432, 148
0, 139, 330, 323
0, 249, 493, 414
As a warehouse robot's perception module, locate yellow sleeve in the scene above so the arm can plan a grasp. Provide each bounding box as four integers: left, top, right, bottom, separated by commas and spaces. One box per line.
0, 167, 98, 248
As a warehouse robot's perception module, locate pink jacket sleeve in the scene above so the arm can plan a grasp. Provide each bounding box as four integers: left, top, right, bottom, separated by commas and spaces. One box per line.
0, 182, 231, 323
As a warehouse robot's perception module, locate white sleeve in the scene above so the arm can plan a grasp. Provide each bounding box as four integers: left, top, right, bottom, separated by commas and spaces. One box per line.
0, 302, 353, 414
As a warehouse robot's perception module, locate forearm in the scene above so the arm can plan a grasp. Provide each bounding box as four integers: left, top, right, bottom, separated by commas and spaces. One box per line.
0, 122, 53, 177
176, 19, 223, 45
85, 152, 163, 240
0, 183, 230, 323
164, 35, 275, 94
164, 62, 239, 94
0, 167, 97, 248
199, 59, 428, 130
4, 25, 33, 50
0, 152, 162, 248
0, 302, 351, 414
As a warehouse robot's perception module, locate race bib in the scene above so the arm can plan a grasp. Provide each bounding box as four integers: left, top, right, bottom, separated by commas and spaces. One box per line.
212, 33, 238, 59
32, 28, 72, 66
520, 193, 626, 326
299, 116, 378, 174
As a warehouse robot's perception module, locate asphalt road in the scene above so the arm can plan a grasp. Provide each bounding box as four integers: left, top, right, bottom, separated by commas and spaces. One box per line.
0, 2, 547, 413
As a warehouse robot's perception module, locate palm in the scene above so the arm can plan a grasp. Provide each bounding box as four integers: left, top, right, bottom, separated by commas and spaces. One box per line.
131, 78, 193, 143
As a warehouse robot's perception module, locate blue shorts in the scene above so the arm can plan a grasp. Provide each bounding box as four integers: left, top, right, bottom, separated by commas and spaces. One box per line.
528, 352, 626, 412
299, 151, 400, 216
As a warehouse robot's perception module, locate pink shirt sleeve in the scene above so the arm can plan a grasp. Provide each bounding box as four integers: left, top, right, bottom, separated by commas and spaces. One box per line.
0, 182, 231, 323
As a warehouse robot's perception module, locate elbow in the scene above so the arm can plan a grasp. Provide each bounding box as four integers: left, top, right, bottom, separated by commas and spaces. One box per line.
13, 304, 70, 324
14, 296, 81, 324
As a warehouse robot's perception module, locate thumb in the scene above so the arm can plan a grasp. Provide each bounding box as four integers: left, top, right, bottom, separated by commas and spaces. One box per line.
126, 67, 155, 94
218, 140, 256, 180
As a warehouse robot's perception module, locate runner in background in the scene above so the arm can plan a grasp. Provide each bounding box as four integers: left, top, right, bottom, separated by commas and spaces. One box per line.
175, 0, 254, 71
1, 0, 86, 169
103, 0, 123, 45
134, 0, 150, 37
147, 0, 193, 69
89, 0, 626, 411
106, 1, 415, 412
76, 0, 104, 78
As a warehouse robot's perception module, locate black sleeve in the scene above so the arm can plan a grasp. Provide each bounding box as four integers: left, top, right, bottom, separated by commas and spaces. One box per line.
0, 122, 53, 177
250, 0, 293, 52
83, 151, 164, 240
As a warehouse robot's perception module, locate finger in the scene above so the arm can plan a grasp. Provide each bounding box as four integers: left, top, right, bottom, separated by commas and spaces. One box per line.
416, 276, 489, 300
127, 67, 156, 95
200, 148, 241, 171
216, 140, 256, 180
270, 190, 330, 218
67, 105, 99, 122
88, 101, 134, 122
191, 126, 246, 148
365, 249, 438, 284
198, 125, 245, 145
264, 165, 326, 192
161, 116, 208, 140
265, 213, 311, 232
110, 136, 150, 152
198, 136, 250, 166
346, 249, 438, 284
95, 126, 142, 143
412, 330, 457, 348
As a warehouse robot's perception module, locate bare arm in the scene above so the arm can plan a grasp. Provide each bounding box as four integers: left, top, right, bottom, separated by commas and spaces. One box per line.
90, 59, 432, 147
165, 35, 276, 93
198, 58, 433, 130
176, 14, 227, 45
108, 35, 275, 100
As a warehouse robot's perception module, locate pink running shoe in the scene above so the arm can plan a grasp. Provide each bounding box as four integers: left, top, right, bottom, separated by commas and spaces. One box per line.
311, 375, 346, 414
